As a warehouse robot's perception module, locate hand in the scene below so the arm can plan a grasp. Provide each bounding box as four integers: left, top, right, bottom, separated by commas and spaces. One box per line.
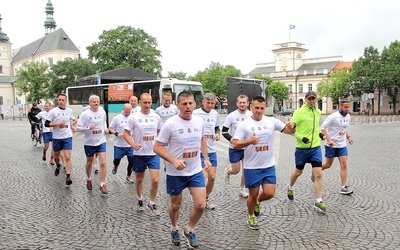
104, 129, 109, 135
117, 133, 123, 138
215, 134, 220, 141
132, 143, 142, 151
58, 120, 65, 127
251, 133, 259, 145
204, 158, 212, 172
348, 137, 354, 145
71, 126, 77, 132
327, 139, 334, 147
173, 159, 187, 171
89, 124, 96, 130
302, 137, 311, 144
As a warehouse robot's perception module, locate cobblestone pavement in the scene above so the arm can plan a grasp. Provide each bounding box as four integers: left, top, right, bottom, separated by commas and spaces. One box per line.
0, 118, 399, 249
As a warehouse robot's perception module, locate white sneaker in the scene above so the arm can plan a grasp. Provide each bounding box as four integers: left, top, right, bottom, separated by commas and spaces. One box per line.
206, 198, 216, 210
239, 188, 249, 198
224, 167, 230, 184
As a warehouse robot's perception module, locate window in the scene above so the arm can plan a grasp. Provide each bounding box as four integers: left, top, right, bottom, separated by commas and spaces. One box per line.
48, 57, 53, 66
299, 84, 303, 93
308, 84, 312, 91
0, 65, 3, 73
134, 81, 160, 109
289, 84, 292, 93
0, 96, 3, 105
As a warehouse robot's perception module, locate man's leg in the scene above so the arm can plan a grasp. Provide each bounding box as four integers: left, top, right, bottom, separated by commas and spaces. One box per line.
149, 169, 160, 202
312, 166, 323, 198
187, 187, 206, 229
338, 155, 349, 187
206, 166, 216, 198
168, 194, 183, 228
98, 152, 107, 183
135, 172, 145, 199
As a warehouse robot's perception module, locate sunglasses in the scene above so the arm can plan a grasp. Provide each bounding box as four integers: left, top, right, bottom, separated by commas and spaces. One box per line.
307, 97, 316, 100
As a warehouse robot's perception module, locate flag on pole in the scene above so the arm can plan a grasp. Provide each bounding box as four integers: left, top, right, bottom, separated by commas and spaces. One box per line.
290, 24, 296, 30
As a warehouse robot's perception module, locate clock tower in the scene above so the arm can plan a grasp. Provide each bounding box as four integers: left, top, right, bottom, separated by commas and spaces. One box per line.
272, 42, 308, 71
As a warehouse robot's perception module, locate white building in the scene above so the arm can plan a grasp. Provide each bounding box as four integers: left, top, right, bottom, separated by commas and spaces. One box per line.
0, 0, 79, 116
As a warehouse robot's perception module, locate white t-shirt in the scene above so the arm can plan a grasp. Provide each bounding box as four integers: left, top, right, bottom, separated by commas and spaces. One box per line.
320, 111, 351, 148
223, 109, 252, 148
157, 115, 204, 176
155, 104, 179, 124
233, 116, 285, 169
193, 108, 220, 153
109, 113, 130, 148
130, 106, 141, 114
124, 112, 161, 156
46, 107, 75, 139
77, 108, 107, 146
36, 110, 52, 133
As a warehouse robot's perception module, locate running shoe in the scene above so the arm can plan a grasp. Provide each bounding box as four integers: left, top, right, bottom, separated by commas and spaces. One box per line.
311, 171, 315, 183
254, 202, 261, 217
239, 188, 249, 198
247, 215, 259, 230
93, 165, 99, 174
86, 180, 93, 190
147, 202, 161, 216
287, 185, 294, 201
183, 228, 199, 248
126, 176, 134, 184
112, 166, 118, 175
66, 176, 72, 186
224, 167, 230, 184
49, 159, 55, 165
99, 184, 108, 194
54, 166, 61, 176
340, 185, 353, 195
137, 200, 145, 211
170, 230, 181, 246
206, 197, 216, 210
314, 201, 327, 214
42, 155, 46, 161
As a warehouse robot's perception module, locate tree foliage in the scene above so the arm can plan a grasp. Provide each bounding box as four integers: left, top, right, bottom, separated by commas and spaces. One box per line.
49, 58, 97, 98
167, 71, 188, 80
380, 40, 400, 114
266, 81, 289, 111
317, 69, 352, 104
87, 25, 162, 75
14, 61, 52, 104
189, 62, 241, 97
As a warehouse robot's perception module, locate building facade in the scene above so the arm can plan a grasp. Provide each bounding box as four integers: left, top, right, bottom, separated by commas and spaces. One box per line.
246, 42, 399, 115
0, 0, 79, 116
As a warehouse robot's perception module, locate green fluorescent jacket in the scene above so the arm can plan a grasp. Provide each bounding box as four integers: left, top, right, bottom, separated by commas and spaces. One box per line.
291, 104, 322, 148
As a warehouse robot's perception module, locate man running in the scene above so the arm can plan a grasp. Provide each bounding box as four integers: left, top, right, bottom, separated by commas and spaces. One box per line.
36, 101, 55, 165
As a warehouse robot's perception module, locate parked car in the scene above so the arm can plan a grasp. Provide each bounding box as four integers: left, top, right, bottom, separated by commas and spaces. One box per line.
277, 108, 295, 116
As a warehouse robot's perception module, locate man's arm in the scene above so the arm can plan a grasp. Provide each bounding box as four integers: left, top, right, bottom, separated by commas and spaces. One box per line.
232, 133, 258, 149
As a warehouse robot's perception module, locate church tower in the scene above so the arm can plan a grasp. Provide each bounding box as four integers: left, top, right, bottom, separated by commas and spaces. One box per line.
44, 0, 57, 35
0, 14, 12, 76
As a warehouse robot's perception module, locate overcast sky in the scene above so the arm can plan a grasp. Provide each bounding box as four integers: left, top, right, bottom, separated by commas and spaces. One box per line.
2, 0, 400, 76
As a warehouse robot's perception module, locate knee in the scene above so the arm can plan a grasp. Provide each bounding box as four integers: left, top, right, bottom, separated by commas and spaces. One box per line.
208, 173, 216, 182
170, 201, 182, 212
152, 177, 159, 186
194, 201, 206, 212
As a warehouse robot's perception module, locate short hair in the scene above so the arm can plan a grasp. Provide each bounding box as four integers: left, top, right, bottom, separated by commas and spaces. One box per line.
252, 96, 266, 103
340, 99, 350, 104
89, 94, 99, 102
203, 93, 216, 101
177, 90, 193, 103
236, 94, 249, 102
58, 93, 67, 99
163, 92, 172, 97
140, 93, 152, 100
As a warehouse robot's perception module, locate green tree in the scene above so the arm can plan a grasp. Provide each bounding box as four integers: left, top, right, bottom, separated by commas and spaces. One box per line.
317, 69, 352, 104
49, 58, 97, 98
14, 61, 52, 104
350, 46, 383, 113
266, 81, 289, 111
380, 40, 400, 114
87, 25, 162, 75
190, 62, 241, 97
167, 71, 187, 80
251, 74, 274, 97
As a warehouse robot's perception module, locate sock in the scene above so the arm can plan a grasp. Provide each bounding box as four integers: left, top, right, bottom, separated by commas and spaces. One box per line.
171, 225, 178, 231
87, 177, 91, 181
137, 196, 142, 201
56, 163, 61, 169
100, 182, 105, 187
149, 200, 155, 206
316, 198, 322, 203
66, 174, 70, 178
186, 226, 195, 233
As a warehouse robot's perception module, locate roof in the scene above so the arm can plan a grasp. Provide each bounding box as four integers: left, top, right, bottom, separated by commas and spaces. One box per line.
12, 28, 79, 63
333, 61, 353, 70
75, 67, 158, 86
0, 75, 19, 83
247, 65, 276, 75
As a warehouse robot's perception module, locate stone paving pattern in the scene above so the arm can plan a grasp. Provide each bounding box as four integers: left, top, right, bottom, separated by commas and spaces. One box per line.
0, 117, 399, 249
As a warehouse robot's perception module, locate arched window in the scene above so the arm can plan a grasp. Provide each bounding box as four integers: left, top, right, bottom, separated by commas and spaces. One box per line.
48, 57, 54, 66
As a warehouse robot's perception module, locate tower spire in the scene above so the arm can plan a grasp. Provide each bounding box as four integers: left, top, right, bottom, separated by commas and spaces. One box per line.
0, 14, 10, 42
44, 0, 57, 35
